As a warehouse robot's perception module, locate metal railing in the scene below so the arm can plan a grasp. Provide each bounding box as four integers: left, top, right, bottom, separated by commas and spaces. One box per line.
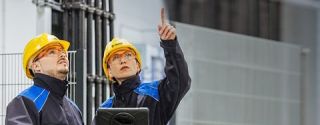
0, 51, 77, 125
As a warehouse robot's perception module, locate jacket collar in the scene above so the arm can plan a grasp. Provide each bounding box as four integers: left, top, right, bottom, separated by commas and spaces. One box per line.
33, 73, 68, 100
112, 75, 140, 95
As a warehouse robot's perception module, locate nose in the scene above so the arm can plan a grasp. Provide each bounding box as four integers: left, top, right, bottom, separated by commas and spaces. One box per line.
60, 52, 68, 59
119, 58, 126, 64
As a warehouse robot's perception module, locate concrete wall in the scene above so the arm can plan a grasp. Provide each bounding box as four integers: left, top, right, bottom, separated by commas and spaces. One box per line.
175, 22, 302, 125
281, 2, 319, 125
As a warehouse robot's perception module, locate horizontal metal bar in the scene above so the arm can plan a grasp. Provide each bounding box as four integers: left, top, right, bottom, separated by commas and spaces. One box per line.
0, 53, 22, 55
32, 0, 64, 12
62, 2, 87, 10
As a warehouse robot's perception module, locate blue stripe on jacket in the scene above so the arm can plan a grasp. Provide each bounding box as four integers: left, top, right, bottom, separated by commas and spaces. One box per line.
19, 85, 50, 112
101, 81, 160, 108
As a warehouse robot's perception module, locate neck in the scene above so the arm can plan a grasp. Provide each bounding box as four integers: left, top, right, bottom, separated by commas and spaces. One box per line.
37, 72, 67, 81
54, 74, 67, 81
115, 75, 136, 85
116, 78, 125, 85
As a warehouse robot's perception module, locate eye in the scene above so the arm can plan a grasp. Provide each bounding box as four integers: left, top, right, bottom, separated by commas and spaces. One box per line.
125, 53, 132, 58
112, 54, 120, 61
48, 49, 57, 55
61, 51, 67, 55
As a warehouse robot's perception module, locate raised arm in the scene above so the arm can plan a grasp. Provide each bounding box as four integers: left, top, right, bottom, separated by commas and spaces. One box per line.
157, 8, 191, 121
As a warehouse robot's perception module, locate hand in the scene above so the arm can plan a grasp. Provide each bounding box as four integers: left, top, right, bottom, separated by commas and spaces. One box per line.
158, 8, 176, 40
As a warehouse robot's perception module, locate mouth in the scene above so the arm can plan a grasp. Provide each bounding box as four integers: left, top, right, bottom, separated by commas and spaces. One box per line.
120, 66, 129, 70
58, 59, 68, 64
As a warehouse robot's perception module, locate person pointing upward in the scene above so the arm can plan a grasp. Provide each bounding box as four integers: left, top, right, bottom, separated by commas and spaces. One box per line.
95, 8, 191, 125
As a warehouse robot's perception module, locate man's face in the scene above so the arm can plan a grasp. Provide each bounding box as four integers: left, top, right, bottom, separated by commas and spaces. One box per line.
31, 44, 69, 79
107, 49, 140, 82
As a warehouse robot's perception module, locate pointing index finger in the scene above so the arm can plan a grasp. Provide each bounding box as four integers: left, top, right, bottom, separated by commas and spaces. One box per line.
161, 8, 165, 26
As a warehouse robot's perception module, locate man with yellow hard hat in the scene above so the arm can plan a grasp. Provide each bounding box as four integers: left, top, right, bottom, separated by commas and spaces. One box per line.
96, 8, 191, 125
5, 33, 83, 125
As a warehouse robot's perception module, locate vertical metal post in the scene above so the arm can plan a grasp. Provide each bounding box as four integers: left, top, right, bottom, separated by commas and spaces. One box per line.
62, 3, 69, 43
87, 0, 95, 123
62, 0, 73, 49
94, 0, 103, 110
300, 48, 310, 125
109, 0, 114, 39
101, 0, 108, 101
107, 0, 114, 97
102, 0, 108, 47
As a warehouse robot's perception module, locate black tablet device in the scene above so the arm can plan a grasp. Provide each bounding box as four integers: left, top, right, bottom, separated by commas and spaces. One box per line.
96, 107, 149, 125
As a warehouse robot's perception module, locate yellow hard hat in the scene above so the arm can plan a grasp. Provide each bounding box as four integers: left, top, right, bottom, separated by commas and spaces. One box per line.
103, 38, 142, 80
23, 33, 70, 79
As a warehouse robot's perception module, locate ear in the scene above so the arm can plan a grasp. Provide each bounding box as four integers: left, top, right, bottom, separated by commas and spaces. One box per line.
136, 61, 141, 71
31, 61, 42, 73
108, 69, 113, 78
137, 64, 140, 71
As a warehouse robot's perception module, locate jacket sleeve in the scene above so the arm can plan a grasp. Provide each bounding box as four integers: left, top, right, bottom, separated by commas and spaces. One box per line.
158, 39, 191, 121
5, 96, 38, 125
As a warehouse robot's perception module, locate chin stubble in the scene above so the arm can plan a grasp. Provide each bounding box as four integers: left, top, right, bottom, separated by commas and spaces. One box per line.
58, 69, 69, 75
